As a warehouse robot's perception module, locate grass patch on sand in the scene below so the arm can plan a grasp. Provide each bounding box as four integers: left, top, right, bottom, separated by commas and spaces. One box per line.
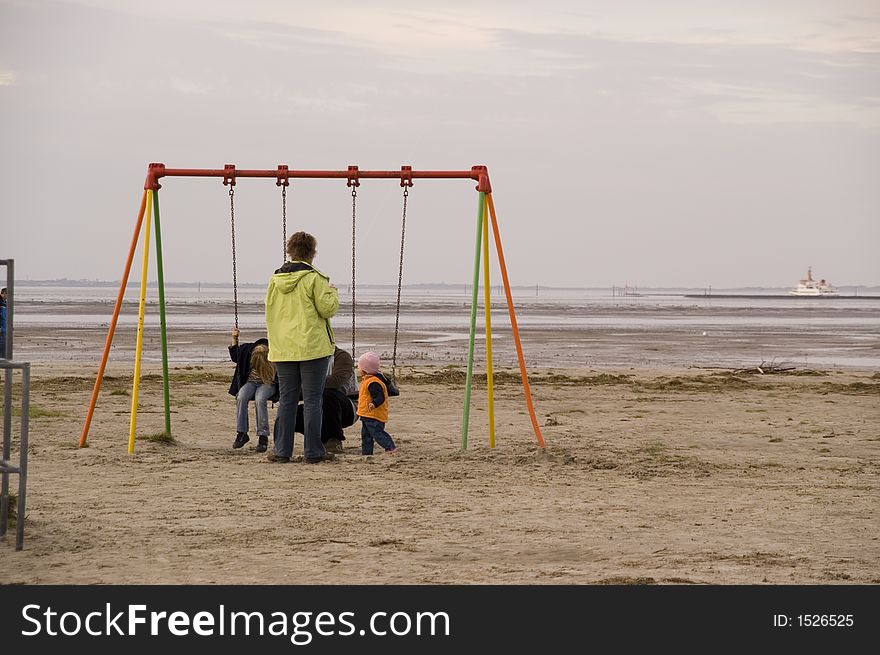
33, 367, 879, 398
30, 406, 65, 418
639, 441, 670, 457
3, 493, 16, 527
7, 405, 65, 418
819, 381, 880, 396
646, 374, 767, 392
145, 372, 229, 385
32, 372, 228, 397
141, 431, 177, 444
403, 368, 787, 394
403, 368, 633, 387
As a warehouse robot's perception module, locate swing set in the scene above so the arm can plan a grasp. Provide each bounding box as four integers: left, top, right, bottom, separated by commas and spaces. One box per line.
77, 163, 546, 453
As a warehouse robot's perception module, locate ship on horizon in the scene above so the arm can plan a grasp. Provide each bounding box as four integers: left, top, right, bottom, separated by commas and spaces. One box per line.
789, 267, 838, 296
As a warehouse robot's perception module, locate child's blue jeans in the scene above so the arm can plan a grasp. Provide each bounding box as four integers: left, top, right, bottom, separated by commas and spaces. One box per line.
360, 417, 396, 455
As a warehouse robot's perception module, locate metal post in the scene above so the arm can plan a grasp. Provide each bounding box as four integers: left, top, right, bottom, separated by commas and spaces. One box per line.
0, 365, 10, 536
17, 363, 29, 550
1, 360, 29, 550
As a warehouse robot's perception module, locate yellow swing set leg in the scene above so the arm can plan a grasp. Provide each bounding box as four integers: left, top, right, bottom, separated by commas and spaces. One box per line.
128, 190, 154, 454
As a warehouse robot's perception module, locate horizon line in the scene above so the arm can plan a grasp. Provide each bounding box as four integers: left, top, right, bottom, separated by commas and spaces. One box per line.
10, 278, 880, 290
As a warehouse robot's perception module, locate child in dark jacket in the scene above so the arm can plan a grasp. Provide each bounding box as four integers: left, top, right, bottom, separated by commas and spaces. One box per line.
228, 328, 278, 452
356, 351, 398, 455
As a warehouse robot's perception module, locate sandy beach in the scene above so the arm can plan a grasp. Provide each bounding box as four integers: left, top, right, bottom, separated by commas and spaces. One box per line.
1, 301, 879, 584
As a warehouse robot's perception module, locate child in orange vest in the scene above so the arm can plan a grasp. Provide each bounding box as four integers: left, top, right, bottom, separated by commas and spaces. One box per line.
356, 351, 398, 455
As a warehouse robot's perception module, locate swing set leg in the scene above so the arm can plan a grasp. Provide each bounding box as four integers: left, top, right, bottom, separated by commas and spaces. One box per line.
78, 190, 148, 448
487, 193, 546, 449
460, 192, 485, 450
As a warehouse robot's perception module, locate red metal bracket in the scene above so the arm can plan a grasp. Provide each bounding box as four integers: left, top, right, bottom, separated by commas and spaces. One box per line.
346, 165, 360, 188
144, 162, 165, 191
472, 165, 491, 193
400, 165, 414, 188
276, 165, 290, 187
222, 164, 236, 187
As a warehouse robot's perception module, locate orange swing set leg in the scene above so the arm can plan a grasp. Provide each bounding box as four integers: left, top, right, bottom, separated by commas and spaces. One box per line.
486, 193, 546, 448
78, 190, 148, 448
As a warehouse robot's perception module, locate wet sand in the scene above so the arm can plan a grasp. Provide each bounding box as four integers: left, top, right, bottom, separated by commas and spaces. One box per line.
1, 302, 878, 584
12, 296, 880, 370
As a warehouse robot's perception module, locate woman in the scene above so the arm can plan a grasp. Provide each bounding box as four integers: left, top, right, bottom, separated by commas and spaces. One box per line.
265, 231, 339, 463
228, 328, 278, 453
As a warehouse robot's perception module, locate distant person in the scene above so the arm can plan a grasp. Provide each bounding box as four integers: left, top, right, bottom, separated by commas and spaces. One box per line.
0, 287, 7, 358
228, 328, 278, 453
356, 351, 399, 455
290, 346, 359, 453
265, 231, 339, 464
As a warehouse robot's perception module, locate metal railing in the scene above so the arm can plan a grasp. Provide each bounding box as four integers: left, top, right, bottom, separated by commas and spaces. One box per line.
1, 258, 28, 550
1, 359, 29, 550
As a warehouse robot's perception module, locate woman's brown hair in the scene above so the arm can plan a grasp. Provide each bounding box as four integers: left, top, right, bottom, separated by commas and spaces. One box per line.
287, 231, 317, 261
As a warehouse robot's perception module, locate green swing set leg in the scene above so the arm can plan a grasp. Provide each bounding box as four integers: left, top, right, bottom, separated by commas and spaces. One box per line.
460, 192, 485, 450
153, 191, 172, 436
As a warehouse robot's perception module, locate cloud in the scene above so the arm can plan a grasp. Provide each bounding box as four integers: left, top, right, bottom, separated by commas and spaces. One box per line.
276, 89, 370, 113
170, 76, 212, 95
208, 22, 353, 54
486, 28, 880, 128
0, 71, 15, 85
661, 79, 880, 129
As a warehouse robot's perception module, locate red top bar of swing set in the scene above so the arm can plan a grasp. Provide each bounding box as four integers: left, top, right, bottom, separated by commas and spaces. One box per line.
144, 163, 491, 193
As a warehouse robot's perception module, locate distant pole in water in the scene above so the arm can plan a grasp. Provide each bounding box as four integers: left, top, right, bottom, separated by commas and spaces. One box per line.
535, 283, 538, 297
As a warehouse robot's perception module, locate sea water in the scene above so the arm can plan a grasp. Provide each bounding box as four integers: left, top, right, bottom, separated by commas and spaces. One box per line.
10, 285, 880, 369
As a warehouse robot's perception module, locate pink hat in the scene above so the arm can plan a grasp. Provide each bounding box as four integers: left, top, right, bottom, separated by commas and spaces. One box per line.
358, 351, 380, 375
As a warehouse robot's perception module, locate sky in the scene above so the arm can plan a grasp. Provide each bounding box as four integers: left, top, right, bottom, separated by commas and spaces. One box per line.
1, 0, 879, 288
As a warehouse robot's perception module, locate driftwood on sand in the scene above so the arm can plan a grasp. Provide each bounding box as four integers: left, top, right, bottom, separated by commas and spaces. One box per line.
690, 359, 800, 375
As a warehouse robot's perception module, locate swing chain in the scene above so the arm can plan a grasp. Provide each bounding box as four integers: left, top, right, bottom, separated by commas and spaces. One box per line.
281, 184, 288, 264
391, 185, 409, 378
350, 186, 357, 359
229, 186, 239, 330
